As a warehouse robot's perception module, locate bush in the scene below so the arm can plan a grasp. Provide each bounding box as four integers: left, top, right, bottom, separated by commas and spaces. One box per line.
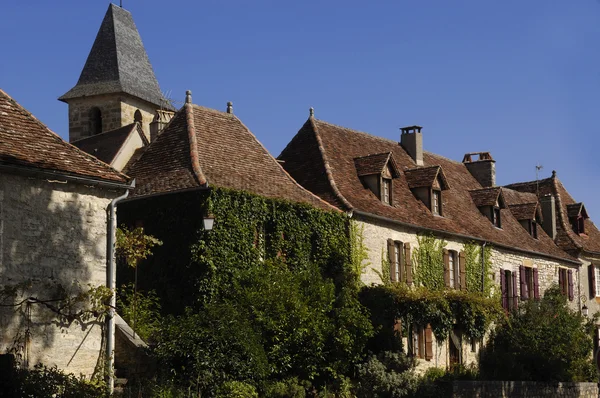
216, 381, 258, 398
1, 361, 108, 398
354, 351, 418, 398
118, 283, 162, 343
480, 285, 598, 382
262, 377, 307, 398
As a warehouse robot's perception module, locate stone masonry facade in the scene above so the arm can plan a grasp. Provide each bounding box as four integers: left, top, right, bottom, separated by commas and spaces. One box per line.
355, 215, 577, 372
0, 173, 119, 377
67, 93, 158, 142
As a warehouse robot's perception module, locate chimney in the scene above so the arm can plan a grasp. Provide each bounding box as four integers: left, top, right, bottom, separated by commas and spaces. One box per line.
149, 109, 175, 141
539, 194, 557, 240
463, 152, 495, 187
226, 101, 233, 114
400, 125, 423, 166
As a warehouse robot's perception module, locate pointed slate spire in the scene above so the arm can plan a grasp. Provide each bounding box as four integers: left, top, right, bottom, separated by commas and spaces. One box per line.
59, 4, 168, 108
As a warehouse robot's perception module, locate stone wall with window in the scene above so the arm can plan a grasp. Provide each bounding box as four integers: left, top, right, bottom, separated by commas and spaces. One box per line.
355, 215, 576, 372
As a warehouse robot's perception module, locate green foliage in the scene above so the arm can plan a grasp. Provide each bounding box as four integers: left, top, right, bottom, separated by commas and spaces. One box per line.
412, 234, 446, 290
117, 283, 162, 342
116, 226, 162, 268
2, 362, 109, 398
349, 221, 370, 288
216, 381, 259, 398
463, 242, 493, 296
480, 285, 598, 382
262, 377, 306, 398
354, 351, 418, 398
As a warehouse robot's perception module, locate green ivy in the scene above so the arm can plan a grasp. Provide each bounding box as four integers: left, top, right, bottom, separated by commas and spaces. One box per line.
412, 234, 447, 291
463, 241, 493, 296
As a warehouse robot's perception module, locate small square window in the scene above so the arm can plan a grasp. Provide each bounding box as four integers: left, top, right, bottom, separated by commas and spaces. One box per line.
382, 178, 391, 204
492, 207, 502, 228
432, 190, 441, 215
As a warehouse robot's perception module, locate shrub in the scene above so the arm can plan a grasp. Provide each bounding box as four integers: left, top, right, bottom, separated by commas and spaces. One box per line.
480, 285, 598, 382
354, 351, 418, 398
216, 381, 258, 398
262, 377, 306, 398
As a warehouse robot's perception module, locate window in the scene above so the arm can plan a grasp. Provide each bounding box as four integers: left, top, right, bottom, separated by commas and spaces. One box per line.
449, 250, 455, 288
492, 207, 502, 228
388, 240, 407, 283
572, 216, 585, 234
89, 107, 102, 135
411, 324, 433, 360
254, 224, 266, 261
558, 268, 574, 301
500, 269, 518, 311
470, 337, 478, 353
432, 190, 441, 215
394, 241, 401, 282
531, 220, 538, 239
382, 178, 391, 204
595, 266, 600, 298
134, 109, 143, 123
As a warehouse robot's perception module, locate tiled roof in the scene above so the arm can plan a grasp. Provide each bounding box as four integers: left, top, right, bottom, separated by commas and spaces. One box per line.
354, 152, 400, 178
72, 122, 146, 164
59, 4, 171, 109
404, 165, 449, 190
278, 117, 576, 262
0, 88, 128, 183
567, 203, 587, 219
506, 176, 600, 254
469, 187, 505, 208
508, 203, 540, 221
126, 104, 338, 211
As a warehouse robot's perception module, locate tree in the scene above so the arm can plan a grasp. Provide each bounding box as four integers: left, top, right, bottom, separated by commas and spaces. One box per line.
480, 285, 598, 382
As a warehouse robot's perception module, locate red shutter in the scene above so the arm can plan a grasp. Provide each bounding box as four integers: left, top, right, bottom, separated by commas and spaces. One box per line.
533, 268, 539, 299
443, 249, 450, 288
512, 272, 518, 310
520, 265, 528, 300
397, 242, 405, 283
589, 264, 596, 298
404, 243, 413, 286
558, 269, 564, 294
387, 239, 396, 282
424, 324, 433, 360
568, 269, 574, 301
500, 270, 507, 310
459, 251, 467, 291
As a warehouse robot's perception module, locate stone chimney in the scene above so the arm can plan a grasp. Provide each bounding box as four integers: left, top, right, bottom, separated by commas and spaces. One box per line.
149, 109, 175, 141
400, 126, 423, 166
539, 194, 557, 240
462, 152, 495, 187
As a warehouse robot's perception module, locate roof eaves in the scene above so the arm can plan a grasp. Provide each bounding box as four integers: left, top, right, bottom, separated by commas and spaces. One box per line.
311, 117, 354, 211
184, 103, 207, 186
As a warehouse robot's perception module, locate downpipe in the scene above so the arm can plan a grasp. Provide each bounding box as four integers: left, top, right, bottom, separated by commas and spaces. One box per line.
106, 179, 134, 393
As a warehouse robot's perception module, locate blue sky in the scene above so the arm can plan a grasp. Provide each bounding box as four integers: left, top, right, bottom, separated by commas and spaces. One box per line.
1, 1, 599, 218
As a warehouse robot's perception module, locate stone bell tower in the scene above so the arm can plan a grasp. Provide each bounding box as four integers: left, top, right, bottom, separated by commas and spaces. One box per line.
59, 3, 172, 142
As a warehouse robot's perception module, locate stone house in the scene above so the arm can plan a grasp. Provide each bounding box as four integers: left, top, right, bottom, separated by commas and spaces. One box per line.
506, 173, 600, 346
278, 113, 581, 371
0, 88, 132, 377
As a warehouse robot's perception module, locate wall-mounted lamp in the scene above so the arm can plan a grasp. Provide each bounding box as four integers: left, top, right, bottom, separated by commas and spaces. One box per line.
583, 304, 589, 317
580, 295, 589, 317
203, 214, 215, 231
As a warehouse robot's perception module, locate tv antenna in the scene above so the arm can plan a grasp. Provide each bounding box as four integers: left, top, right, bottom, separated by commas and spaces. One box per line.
535, 163, 543, 197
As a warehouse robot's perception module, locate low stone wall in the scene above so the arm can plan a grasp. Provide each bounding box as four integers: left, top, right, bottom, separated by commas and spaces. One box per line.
452, 381, 599, 398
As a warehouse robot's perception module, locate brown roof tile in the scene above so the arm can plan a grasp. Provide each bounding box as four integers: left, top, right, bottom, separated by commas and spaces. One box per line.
567, 203, 588, 219
404, 165, 449, 190
508, 203, 539, 221
72, 122, 146, 164
0, 88, 128, 183
354, 152, 400, 178
127, 104, 338, 211
279, 117, 576, 262
469, 187, 505, 208
506, 177, 600, 254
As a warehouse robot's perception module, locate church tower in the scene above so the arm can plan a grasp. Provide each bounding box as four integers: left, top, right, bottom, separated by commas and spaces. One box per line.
59, 4, 171, 142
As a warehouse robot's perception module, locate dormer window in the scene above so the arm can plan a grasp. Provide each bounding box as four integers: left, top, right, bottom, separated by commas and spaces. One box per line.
404, 165, 450, 216
508, 202, 543, 239
354, 152, 400, 205
567, 203, 589, 235
469, 187, 507, 229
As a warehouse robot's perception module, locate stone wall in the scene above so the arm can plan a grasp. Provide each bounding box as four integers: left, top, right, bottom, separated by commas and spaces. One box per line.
452, 381, 599, 398
0, 173, 119, 377
66, 94, 158, 142
355, 214, 577, 372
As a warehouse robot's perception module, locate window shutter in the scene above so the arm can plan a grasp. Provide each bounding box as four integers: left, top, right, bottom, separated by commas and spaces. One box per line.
533, 268, 540, 299
512, 272, 518, 310
396, 241, 405, 283
387, 239, 396, 282
404, 243, 413, 286
500, 270, 507, 310
568, 269, 574, 301
424, 324, 434, 360
519, 265, 528, 300
443, 249, 450, 288
558, 268, 564, 291
589, 264, 596, 298
459, 251, 467, 291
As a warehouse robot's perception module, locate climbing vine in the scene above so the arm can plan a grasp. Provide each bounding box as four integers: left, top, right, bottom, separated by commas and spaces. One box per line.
349, 221, 370, 289
463, 241, 494, 296
412, 234, 447, 290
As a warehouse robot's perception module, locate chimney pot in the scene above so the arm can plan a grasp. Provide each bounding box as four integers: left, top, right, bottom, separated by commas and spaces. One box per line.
309, 107, 315, 117
185, 90, 192, 104
227, 101, 233, 114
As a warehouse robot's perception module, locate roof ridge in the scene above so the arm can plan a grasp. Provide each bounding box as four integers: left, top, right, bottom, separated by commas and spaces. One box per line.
311, 117, 353, 211
0, 88, 129, 182
184, 103, 207, 186
230, 114, 340, 212
353, 151, 393, 160
315, 119, 399, 145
